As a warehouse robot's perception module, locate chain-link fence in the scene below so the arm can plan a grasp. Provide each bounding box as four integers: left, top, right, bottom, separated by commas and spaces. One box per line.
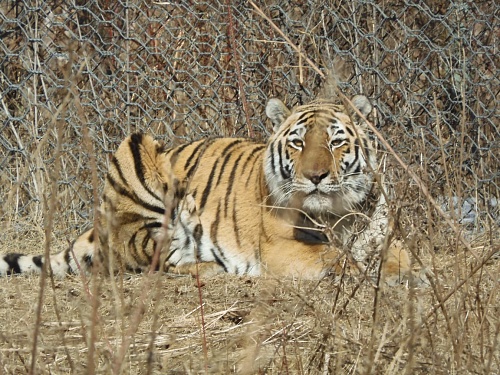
1, 0, 498, 243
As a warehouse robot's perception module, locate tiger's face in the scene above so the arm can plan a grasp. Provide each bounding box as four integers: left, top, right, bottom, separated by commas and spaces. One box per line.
264, 96, 376, 217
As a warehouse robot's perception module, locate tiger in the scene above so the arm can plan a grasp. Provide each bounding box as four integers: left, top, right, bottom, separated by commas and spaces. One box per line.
1, 95, 411, 282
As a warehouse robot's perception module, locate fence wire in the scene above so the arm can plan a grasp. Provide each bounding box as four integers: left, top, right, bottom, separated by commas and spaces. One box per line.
0, 0, 498, 240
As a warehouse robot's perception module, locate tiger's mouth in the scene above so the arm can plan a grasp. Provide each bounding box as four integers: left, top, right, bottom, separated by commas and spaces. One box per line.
306, 190, 328, 198
304, 185, 337, 196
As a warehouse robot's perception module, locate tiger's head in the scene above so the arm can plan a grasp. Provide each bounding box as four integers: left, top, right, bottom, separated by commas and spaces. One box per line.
264, 95, 376, 218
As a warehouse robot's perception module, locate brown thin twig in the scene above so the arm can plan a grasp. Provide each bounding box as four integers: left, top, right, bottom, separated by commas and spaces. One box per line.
29, 47, 88, 375
30, 121, 64, 375
195, 261, 209, 373
248, 1, 323, 78
226, 0, 253, 137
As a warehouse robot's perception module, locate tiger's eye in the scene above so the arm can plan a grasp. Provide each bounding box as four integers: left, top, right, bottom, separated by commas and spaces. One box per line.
291, 139, 304, 148
330, 139, 345, 148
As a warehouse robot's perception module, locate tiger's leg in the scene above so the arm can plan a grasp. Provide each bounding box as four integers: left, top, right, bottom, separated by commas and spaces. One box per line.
349, 193, 411, 284
166, 262, 225, 278
162, 193, 225, 277
260, 238, 344, 280
0, 228, 97, 277
381, 239, 411, 285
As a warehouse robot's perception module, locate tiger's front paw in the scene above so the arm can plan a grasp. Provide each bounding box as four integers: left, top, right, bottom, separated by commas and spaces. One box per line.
380, 240, 429, 288
165, 262, 225, 278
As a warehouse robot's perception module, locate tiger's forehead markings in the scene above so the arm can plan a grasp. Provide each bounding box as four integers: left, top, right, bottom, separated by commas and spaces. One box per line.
293, 107, 346, 127
286, 113, 337, 135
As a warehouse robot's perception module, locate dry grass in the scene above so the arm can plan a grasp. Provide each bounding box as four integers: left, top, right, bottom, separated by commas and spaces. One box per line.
0, 224, 498, 374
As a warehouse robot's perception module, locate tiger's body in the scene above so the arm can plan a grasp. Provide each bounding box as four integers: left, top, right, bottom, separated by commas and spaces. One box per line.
1, 96, 411, 281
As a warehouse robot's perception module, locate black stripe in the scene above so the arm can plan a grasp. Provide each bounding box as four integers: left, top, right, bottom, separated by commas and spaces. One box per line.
209, 202, 229, 272
296, 111, 314, 124
314, 109, 336, 116
174, 182, 186, 201
232, 193, 241, 248
242, 145, 264, 187
353, 139, 360, 170
183, 228, 192, 249
351, 163, 361, 175
210, 201, 222, 247
224, 152, 244, 217
293, 119, 309, 129
192, 224, 203, 261
346, 126, 355, 137
183, 140, 208, 172
241, 145, 265, 174
33, 255, 43, 268
111, 155, 128, 186
215, 140, 244, 186
129, 134, 163, 202
141, 230, 153, 264
129, 135, 146, 187
128, 232, 140, 264
143, 222, 162, 229
277, 140, 290, 179
107, 174, 165, 215
162, 248, 177, 264
199, 159, 220, 211
64, 247, 72, 270
114, 213, 161, 226
185, 139, 217, 178
245, 156, 259, 188
155, 141, 167, 154
210, 248, 228, 273
268, 141, 275, 174
169, 142, 191, 162
3, 253, 22, 274
88, 229, 95, 243
193, 223, 203, 243
83, 254, 93, 268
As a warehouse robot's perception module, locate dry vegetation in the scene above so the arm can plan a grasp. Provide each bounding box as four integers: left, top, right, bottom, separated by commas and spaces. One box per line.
0, 228, 498, 374
0, 0, 498, 374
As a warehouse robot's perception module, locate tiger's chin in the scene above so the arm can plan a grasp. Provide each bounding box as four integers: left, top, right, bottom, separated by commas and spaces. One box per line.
298, 192, 355, 219
301, 194, 334, 215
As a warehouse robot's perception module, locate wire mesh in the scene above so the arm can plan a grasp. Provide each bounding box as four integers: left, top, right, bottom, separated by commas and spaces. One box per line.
0, 0, 498, 241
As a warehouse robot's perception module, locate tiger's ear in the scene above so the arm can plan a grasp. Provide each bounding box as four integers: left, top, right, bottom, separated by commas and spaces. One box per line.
350, 95, 373, 117
266, 98, 291, 132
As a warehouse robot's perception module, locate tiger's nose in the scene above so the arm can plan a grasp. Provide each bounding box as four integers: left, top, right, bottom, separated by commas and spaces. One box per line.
304, 170, 329, 185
